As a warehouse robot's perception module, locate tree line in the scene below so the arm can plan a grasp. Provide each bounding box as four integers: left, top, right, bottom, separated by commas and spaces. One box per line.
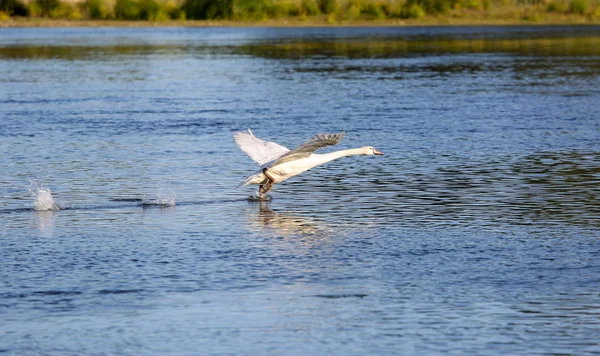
0, 0, 597, 21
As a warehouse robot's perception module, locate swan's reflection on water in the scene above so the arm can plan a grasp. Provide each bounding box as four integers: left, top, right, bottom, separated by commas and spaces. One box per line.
246, 200, 336, 239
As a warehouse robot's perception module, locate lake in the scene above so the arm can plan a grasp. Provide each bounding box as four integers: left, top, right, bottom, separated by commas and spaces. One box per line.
1, 25, 599, 355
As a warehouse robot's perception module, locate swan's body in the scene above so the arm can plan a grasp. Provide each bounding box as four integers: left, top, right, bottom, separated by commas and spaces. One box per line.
234, 129, 383, 198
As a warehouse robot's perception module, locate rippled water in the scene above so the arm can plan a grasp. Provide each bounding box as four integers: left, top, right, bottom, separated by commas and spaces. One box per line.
1, 26, 600, 355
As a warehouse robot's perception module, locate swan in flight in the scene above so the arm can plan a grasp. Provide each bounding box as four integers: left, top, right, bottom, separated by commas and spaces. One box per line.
234, 129, 383, 199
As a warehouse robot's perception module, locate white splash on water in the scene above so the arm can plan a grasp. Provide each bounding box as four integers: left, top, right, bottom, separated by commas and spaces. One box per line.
142, 183, 176, 207
29, 181, 61, 211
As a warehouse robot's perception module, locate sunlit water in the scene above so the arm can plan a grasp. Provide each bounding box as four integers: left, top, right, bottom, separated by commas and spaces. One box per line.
1, 26, 599, 355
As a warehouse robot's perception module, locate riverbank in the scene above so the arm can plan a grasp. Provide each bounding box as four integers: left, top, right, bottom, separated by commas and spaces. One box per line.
2, 0, 600, 28
2, 14, 599, 27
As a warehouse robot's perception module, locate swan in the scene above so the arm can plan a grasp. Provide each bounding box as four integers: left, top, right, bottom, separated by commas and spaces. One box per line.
234, 129, 383, 199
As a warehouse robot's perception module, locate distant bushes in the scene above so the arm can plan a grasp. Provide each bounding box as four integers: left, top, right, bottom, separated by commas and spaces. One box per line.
100, 0, 183, 19
545, 0, 590, 14
0, 0, 598, 20
0, 0, 183, 19
183, 0, 230, 19
0, 0, 30, 16
569, 0, 587, 14
403, 0, 457, 14
85, 0, 113, 19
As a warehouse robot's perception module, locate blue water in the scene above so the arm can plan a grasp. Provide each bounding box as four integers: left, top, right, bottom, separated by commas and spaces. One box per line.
1, 26, 600, 355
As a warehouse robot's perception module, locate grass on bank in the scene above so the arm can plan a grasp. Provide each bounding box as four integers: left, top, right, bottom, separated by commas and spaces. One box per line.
1, 0, 600, 23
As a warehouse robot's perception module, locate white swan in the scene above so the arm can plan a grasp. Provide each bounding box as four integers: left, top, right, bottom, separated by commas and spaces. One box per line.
234, 129, 383, 198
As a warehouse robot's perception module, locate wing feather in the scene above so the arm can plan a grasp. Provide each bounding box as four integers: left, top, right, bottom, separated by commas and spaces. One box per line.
233, 129, 290, 166
271, 132, 345, 165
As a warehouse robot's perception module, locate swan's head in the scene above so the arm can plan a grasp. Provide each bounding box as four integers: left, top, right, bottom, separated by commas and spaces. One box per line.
361, 146, 384, 156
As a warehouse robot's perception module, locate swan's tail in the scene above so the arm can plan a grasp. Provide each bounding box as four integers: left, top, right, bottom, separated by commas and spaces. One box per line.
237, 171, 264, 188
236, 177, 251, 189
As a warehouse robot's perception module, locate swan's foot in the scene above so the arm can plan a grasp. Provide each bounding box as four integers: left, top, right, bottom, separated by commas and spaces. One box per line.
258, 168, 275, 199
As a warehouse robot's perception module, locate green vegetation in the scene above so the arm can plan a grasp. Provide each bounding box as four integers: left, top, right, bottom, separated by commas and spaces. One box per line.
0, 0, 599, 22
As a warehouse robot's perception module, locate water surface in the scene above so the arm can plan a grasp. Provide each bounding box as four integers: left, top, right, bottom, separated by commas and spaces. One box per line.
1, 26, 600, 355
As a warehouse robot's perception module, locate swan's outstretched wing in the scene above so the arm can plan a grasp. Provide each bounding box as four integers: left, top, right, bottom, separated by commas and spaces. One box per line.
234, 129, 290, 166
272, 132, 345, 165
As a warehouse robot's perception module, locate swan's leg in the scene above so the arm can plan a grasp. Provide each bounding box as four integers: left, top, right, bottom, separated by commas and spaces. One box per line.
263, 168, 275, 183
261, 180, 274, 194
260, 168, 275, 195
259, 183, 272, 200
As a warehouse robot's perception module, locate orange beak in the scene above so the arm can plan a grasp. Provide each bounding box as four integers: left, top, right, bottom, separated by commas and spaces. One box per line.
374, 149, 383, 155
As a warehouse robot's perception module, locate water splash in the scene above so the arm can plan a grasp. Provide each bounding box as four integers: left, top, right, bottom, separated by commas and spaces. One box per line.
247, 193, 272, 202
141, 184, 176, 207
29, 181, 62, 211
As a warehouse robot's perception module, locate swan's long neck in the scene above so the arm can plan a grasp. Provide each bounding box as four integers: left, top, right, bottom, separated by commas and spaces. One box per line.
311, 148, 364, 167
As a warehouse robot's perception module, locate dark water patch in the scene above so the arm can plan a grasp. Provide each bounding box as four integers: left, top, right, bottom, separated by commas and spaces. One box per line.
98, 289, 145, 295
0, 207, 34, 215
110, 198, 144, 202
289, 58, 600, 83
30, 290, 82, 296
0, 97, 98, 105
310, 294, 368, 299
0, 291, 82, 299
176, 199, 248, 206
0, 292, 28, 299
238, 36, 600, 60
139, 202, 175, 208
0, 44, 235, 61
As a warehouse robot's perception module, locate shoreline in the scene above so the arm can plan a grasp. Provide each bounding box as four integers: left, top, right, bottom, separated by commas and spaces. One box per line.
2, 16, 600, 28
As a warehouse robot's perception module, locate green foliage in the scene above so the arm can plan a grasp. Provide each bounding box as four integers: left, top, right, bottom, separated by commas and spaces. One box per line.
270, 1, 302, 17
36, 0, 60, 17
366, 2, 387, 18
232, 0, 268, 19
27, 1, 41, 16
0, 0, 29, 16
402, 3, 425, 17
183, 0, 232, 19
546, 1, 559, 11
137, 0, 160, 20
165, 1, 185, 19
335, 0, 390, 20
113, 0, 170, 20
49, 1, 82, 18
403, 0, 460, 14
337, 0, 396, 19
382, 2, 404, 17
115, 0, 140, 18
0, 0, 596, 21
569, 0, 586, 14
84, 0, 112, 19
462, 0, 481, 9
301, 0, 320, 15
344, 0, 360, 19
318, 0, 338, 14
183, 0, 300, 20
